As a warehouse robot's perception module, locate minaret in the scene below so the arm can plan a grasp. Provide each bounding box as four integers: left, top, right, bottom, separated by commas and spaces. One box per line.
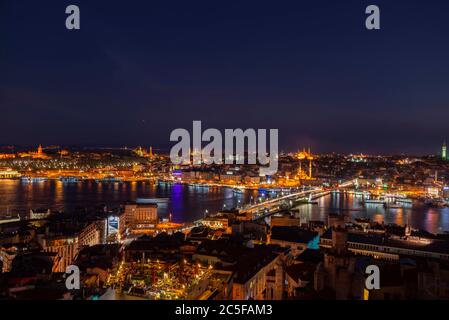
443, 141, 447, 160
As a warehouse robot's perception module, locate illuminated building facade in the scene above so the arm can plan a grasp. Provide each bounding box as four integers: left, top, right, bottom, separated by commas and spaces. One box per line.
18, 145, 50, 159
39, 235, 79, 272
29, 209, 51, 220
0, 167, 21, 179
296, 148, 314, 181
201, 216, 230, 231
119, 203, 159, 236
0, 246, 16, 273
220, 172, 242, 184
231, 249, 285, 300
134, 146, 155, 159
0, 154, 15, 159
79, 220, 107, 247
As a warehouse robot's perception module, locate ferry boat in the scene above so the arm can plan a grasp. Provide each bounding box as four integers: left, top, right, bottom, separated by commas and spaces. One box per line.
59, 176, 81, 183
383, 202, 404, 209
158, 180, 175, 186
296, 194, 318, 205
21, 176, 47, 183
361, 197, 385, 205
95, 177, 123, 183
351, 191, 369, 197
424, 198, 447, 208
395, 197, 413, 204
136, 198, 169, 205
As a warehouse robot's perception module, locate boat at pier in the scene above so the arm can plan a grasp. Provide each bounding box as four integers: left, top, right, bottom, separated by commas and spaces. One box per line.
395, 197, 413, 204
361, 197, 385, 205
383, 202, 404, 209
21, 176, 47, 183
95, 177, 123, 183
136, 198, 169, 205
424, 198, 447, 208
59, 176, 81, 183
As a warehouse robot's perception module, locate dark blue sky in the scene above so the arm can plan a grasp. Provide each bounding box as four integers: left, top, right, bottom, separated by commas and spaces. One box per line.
1, 0, 449, 154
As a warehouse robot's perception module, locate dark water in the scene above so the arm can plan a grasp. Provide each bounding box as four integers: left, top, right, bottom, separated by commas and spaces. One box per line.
293, 192, 449, 234
1, 180, 449, 233
0, 180, 254, 223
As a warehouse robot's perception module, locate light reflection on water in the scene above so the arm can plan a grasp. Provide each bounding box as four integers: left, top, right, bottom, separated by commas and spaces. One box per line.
0, 180, 448, 233
0, 180, 251, 223
293, 193, 449, 234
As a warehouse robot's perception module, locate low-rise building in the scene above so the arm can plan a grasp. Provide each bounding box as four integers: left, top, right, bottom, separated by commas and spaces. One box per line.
319, 228, 449, 261
119, 203, 158, 237
79, 219, 107, 247
29, 209, 51, 220
39, 234, 79, 272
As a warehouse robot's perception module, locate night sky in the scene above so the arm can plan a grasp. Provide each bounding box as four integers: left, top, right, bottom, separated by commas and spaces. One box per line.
1, 0, 449, 154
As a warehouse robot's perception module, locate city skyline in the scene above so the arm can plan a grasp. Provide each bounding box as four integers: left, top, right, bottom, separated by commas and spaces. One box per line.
1, 141, 449, 157
3, 0, 449, 304
1, 0, 449, 154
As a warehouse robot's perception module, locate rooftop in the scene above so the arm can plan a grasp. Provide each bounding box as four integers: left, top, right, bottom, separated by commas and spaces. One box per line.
270, 226, 318, 244
321, 229, 449, 256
